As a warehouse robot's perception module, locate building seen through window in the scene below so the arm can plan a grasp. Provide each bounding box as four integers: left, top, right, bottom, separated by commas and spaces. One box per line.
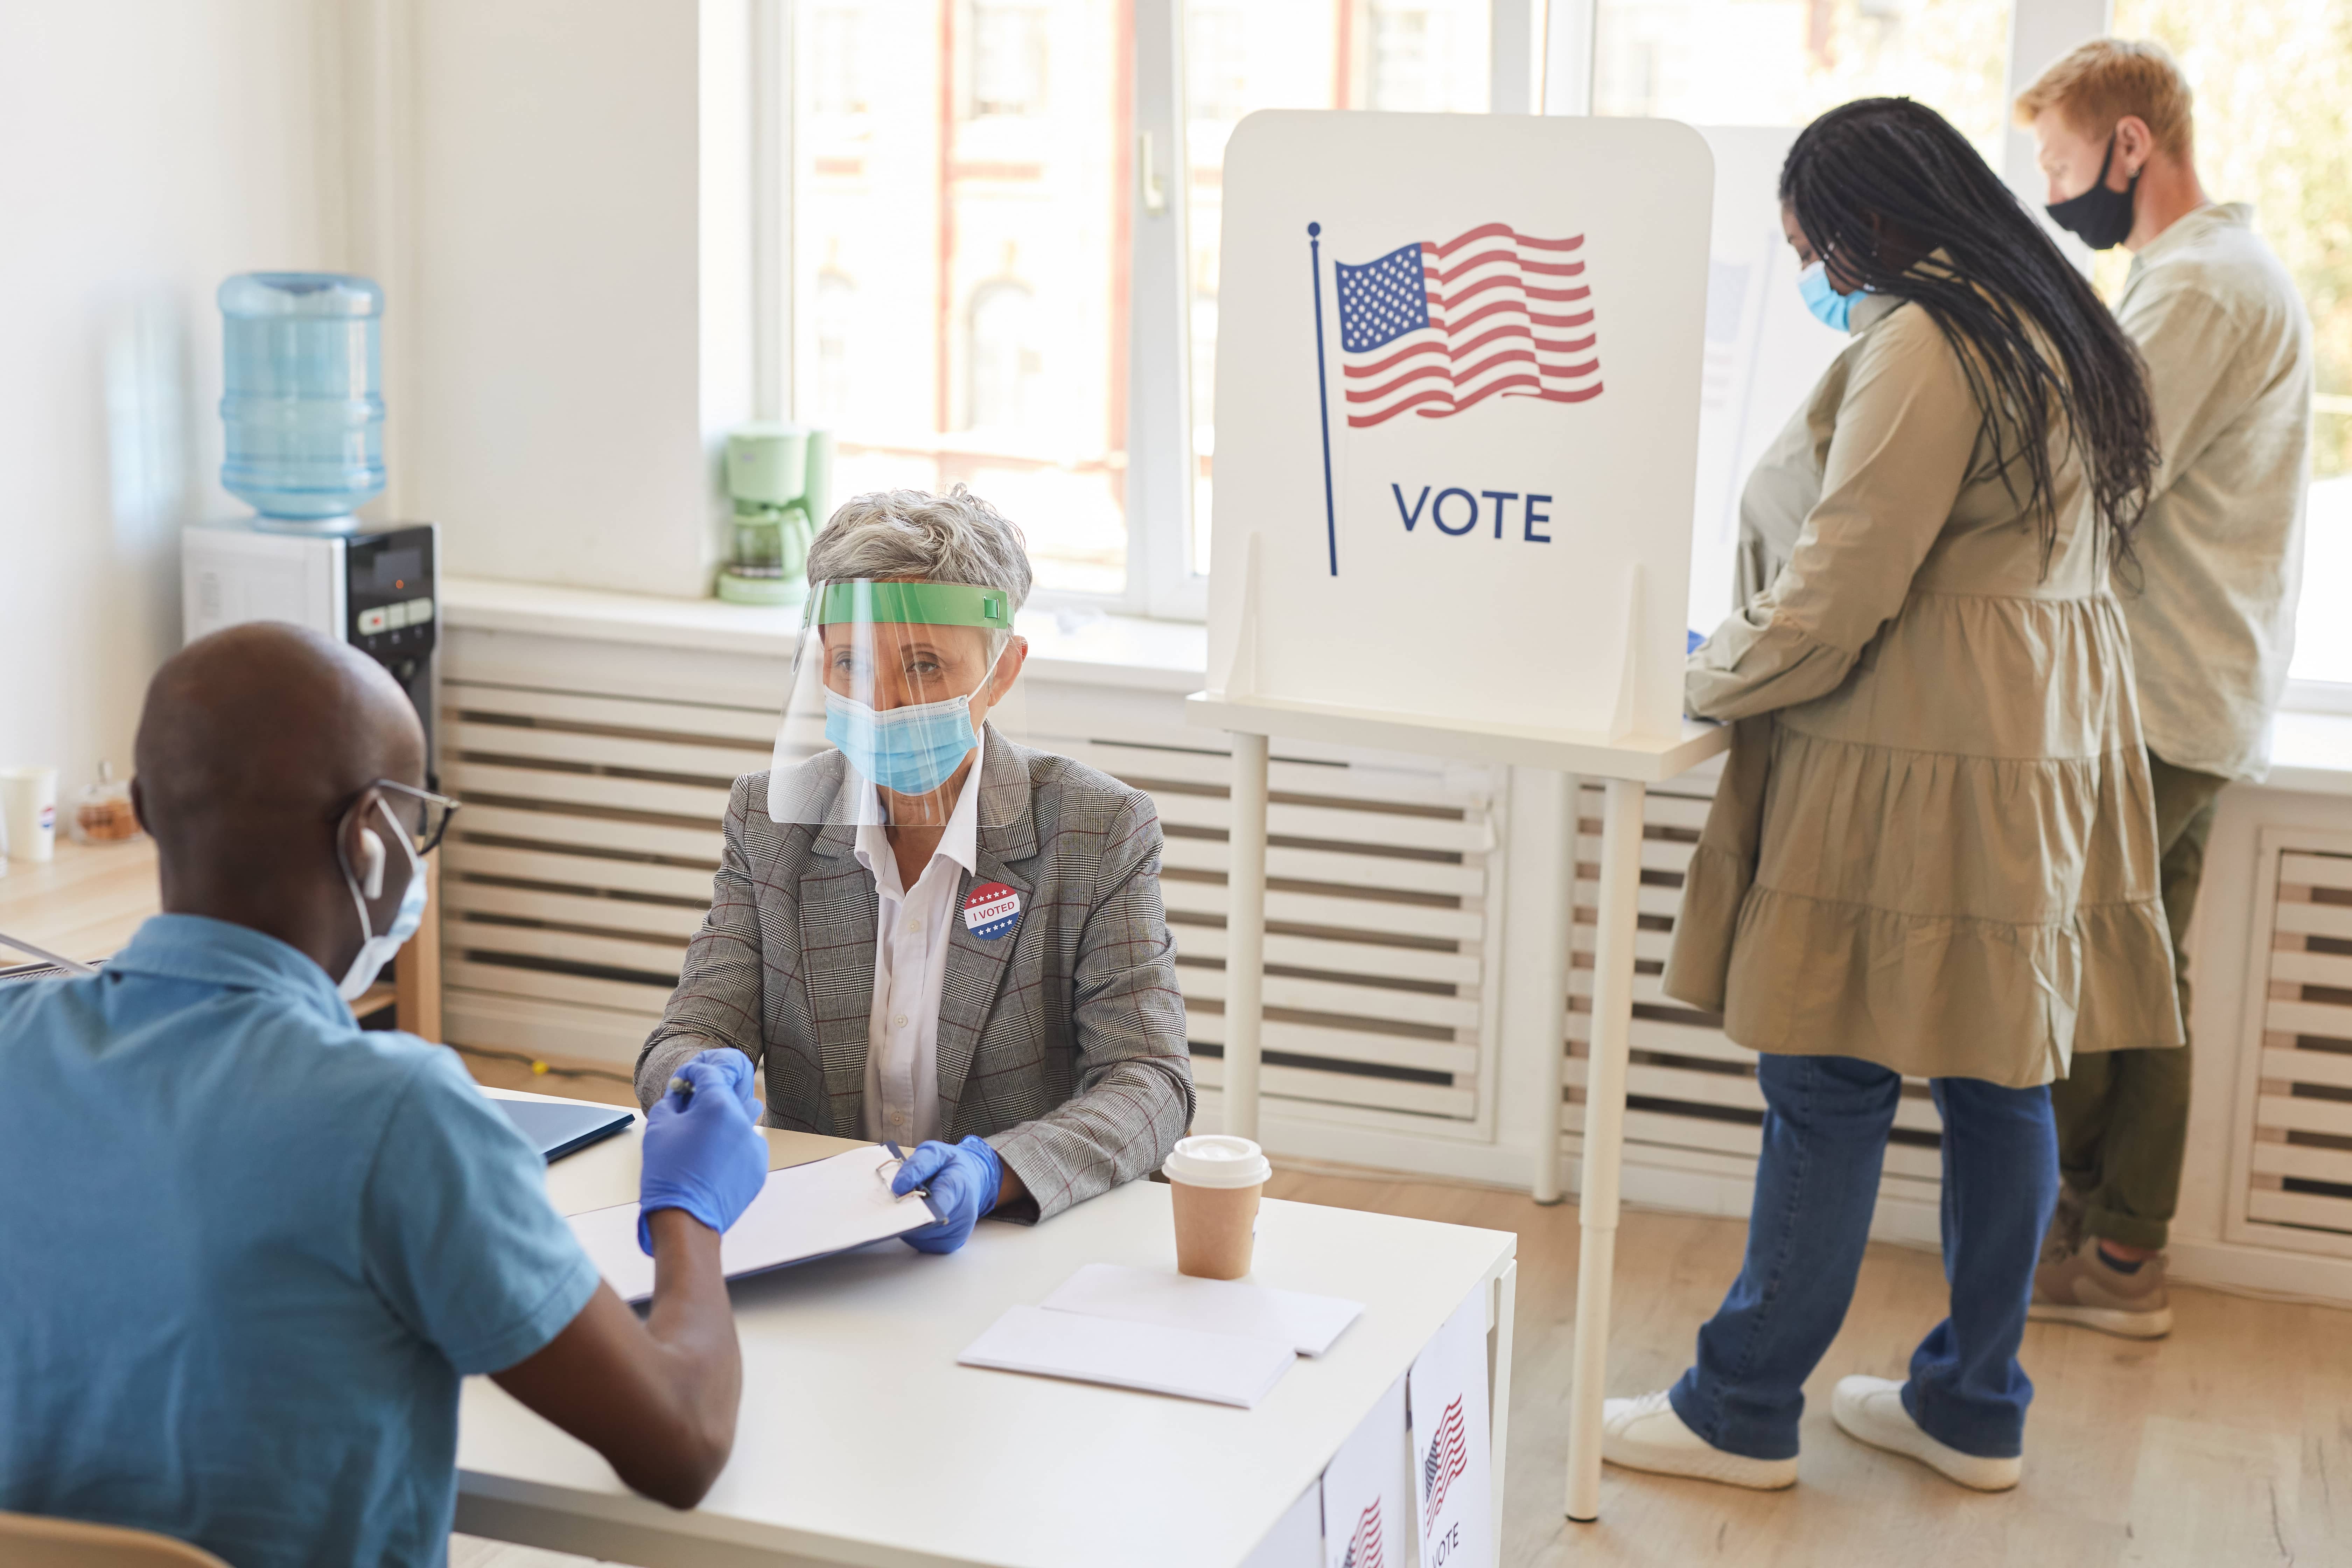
792, 0, 1129, 595
967, 278, 1038, 429
969, 2, 1050, 118
1179, 0, 1490, 574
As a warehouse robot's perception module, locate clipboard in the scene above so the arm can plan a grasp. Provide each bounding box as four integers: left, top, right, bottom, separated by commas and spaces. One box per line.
567, 1144, 947, 1302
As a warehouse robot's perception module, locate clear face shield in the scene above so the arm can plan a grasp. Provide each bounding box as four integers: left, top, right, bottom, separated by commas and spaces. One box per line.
767, 579, 1028, 828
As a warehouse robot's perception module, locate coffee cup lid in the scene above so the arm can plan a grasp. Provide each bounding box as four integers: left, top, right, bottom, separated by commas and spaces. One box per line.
1163, 1134, 1270, 1189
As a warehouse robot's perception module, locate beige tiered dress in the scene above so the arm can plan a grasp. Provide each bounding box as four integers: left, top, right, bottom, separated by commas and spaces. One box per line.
1661, 290, 2182, 1088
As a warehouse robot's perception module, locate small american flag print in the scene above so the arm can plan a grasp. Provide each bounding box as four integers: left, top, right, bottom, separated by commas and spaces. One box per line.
1421, 1395, 1471, 1533
1340, 1497, 1384, 1568
1333, 222, 1601, 427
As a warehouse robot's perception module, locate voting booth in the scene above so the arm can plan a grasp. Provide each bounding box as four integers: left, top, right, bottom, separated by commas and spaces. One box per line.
1185, 109, 1729, 1533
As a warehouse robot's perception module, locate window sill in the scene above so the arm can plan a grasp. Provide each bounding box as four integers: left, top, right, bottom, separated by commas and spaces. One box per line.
2263, 710, 2352, 798
439, 575, 1209, 693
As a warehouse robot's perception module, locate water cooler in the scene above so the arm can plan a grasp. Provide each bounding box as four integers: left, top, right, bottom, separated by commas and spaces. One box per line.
181, 523, 439, 778
180, 273, 440, 783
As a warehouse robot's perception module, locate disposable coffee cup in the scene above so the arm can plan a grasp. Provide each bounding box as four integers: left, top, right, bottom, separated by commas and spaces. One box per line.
0, 768, 57, 866
1164, 1134, 1270, 1280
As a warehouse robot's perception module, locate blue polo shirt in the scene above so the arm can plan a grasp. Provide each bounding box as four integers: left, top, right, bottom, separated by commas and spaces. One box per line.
0, 915, 600, 1568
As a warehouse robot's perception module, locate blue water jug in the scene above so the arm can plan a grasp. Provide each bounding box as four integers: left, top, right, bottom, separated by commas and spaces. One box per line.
218, 272, 385, 522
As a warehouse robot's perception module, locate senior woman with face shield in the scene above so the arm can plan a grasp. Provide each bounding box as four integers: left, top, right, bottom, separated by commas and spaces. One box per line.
635, 486, 1194, 1249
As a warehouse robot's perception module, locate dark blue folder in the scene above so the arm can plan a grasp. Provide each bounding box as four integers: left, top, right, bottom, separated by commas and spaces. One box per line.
495, 1098, 635, 1162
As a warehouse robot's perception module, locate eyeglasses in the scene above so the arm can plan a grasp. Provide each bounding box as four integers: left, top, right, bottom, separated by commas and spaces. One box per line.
349, 779, 462, 857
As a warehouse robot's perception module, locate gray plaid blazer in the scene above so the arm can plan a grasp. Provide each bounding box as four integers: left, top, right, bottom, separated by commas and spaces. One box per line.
633, 733, 1195, 1221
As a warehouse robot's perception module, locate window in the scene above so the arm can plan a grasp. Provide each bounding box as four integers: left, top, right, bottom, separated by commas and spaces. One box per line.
813, 270, 855, 425
1180, 0, 1490, 574
968, 2, 1049, 118
1594, 0, 2014, 164
966, 278, 1038, 429
810, 5, 868, 118
2105, 0, 2352, 691
791, 0, 1131, 596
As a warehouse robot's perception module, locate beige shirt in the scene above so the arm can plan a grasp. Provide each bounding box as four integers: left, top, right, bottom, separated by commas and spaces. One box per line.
1667, 288, 2178, 1086
2114, 202, 2313, 780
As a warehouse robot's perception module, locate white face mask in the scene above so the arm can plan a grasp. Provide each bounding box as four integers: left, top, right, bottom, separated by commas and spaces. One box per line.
338, 798, 428, 1003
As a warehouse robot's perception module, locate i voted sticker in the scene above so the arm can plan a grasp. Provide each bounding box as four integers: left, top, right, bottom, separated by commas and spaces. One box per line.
963, 881, 1021, 940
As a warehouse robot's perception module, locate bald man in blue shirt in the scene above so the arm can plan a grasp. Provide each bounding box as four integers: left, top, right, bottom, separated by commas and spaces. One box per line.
0, 624, 769, 1567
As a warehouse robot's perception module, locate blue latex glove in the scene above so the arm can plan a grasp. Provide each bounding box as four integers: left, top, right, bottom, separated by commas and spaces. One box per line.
666, 1045, 762, 1120
890, 1135, 1004, 1254
637, 1054, 769, 1254
1687, 628, 1706, 655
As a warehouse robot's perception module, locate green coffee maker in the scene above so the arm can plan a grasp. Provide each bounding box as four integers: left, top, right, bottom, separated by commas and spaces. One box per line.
717, 422, 832, 605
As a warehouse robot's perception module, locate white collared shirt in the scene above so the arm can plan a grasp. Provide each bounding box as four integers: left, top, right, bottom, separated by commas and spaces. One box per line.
849, 736, 983, 1145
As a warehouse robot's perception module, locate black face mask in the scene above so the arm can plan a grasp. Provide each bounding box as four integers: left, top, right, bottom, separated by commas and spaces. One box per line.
2045, 133, 2140, 251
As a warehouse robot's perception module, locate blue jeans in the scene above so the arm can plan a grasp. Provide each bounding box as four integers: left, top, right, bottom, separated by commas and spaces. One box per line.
1667, 1054, 2057, 1461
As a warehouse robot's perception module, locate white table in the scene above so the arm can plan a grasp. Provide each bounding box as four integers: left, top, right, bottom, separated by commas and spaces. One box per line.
1184, 692, 1728, 1524
459, 1091, 1519, 1568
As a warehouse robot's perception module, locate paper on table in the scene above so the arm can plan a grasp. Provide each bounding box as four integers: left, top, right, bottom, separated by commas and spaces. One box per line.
958, 1304, 1297, 1409
1040, 1262, 1364, 1356
568, 1144, 939, 1303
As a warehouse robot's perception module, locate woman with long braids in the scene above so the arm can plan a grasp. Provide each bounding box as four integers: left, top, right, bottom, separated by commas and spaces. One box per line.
1602, 98, 2177, 1493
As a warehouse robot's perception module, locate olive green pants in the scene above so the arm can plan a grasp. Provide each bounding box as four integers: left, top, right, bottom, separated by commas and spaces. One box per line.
2050, 752, 2230, 1251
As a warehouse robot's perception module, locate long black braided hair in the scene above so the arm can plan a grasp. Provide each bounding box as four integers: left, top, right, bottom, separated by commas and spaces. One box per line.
1780, 97, 2158, 576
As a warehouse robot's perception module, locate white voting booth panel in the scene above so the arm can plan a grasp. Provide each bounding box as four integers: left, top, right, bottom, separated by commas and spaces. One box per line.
1688, 126, 1845, 631
1188, 109, 1724, 1531
1203, 111, 1707, 738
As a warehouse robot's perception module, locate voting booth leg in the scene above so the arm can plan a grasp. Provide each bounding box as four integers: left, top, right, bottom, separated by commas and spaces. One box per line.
1564, 778, 1644, 1522
1530, 771, 1578, 1203
1223, 731, 1270, 1139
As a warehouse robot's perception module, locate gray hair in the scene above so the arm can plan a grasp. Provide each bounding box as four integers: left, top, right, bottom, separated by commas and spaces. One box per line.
806, 485, 1034, 613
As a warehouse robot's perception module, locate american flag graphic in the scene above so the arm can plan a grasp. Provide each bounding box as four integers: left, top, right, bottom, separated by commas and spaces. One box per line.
1332, 223, 1602, 427
1421, 1395, 1471, 1533
1339, 1498, 1384, 1568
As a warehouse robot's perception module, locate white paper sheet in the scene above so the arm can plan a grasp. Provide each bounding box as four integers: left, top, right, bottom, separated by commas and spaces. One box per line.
568, 1144, 937, 1303
1409, 1289, 1494, 1568
957, 1304, 1297, 1408
1039, 1262, 1364, 1356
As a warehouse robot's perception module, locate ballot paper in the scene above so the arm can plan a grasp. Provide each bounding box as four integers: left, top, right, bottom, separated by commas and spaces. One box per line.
568, 1144, 942, 1303
958, 1304, 1297, 1408
1040, 1263, 1364, 1356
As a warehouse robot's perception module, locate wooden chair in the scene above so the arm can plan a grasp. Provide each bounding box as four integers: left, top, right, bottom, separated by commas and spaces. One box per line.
0, 1512, 232, 1567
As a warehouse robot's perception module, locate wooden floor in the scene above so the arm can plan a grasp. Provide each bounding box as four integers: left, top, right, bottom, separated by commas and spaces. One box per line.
450, 1050, 2352, 1568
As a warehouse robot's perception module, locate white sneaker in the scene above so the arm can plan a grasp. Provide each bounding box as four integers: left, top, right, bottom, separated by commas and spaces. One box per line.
1600, 1390, 1799, 1490
1830, 1376, 2021, 1491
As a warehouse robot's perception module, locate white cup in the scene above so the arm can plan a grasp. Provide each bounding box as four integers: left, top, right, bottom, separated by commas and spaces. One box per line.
0, 768, 59, 865
1164, 1134, 1272, 1280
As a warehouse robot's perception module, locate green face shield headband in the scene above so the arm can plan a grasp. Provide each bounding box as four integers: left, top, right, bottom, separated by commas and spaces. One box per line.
813, 580, 1014, 629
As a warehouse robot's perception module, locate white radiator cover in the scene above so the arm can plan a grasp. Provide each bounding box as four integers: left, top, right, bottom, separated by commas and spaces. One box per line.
2225, 830, 2352, 1258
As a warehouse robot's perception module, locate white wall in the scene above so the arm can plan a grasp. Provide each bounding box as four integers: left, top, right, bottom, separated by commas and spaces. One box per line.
0, 0, 342, 806
402, 0, 754, 599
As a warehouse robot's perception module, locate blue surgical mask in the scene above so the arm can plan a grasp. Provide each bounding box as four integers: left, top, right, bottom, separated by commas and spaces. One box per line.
825, 688, 980, 796
337, 800, 428, 1003
1797, 260, 1856, 332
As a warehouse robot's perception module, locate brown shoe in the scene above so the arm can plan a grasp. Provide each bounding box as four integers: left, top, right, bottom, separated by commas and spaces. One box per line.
2030, 1237, 2172, 1339
2040, 1184, 2087, 1264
